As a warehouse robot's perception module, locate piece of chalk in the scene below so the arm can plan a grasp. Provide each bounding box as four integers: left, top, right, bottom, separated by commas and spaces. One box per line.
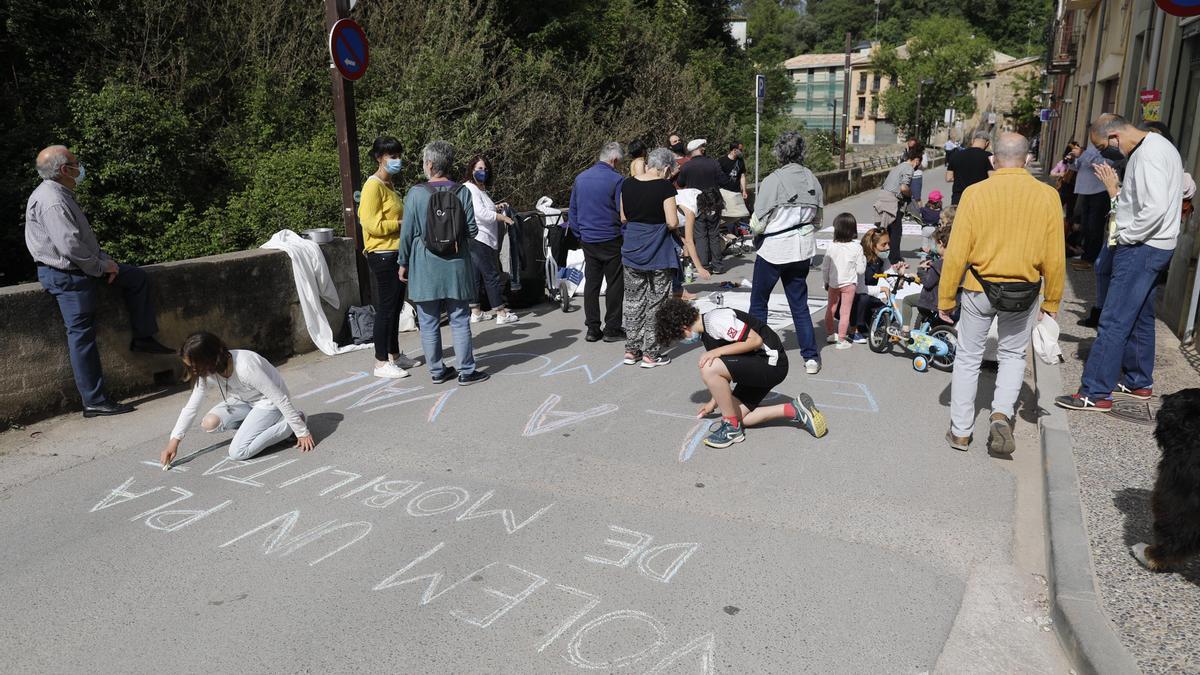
162, 464, 171, 471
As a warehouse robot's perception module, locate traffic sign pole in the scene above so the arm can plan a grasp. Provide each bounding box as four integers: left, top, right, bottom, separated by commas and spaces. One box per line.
325, 0, 369, 304
755, 74, 764, 194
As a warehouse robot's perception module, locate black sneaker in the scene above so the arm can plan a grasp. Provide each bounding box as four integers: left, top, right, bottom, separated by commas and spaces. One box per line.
83, 400, 136, 417
602, 329, 628, 343
431, 367, 458, 385
585, 329, 603, 342
457, 370, 490, 386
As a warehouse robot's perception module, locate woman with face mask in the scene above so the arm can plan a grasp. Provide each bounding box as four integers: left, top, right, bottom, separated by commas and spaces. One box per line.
462, 155, 518, 325
359, 136, 419, 379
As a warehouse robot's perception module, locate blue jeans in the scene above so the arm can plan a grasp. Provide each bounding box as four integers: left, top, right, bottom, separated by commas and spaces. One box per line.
1080, 244, 1174, 398
749, 257, 819, 361
37, 263, 158, 406
414, 299, 475, 377
1093, 243, 1112, 311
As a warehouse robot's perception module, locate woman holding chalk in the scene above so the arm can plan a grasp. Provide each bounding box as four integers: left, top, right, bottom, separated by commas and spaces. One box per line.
160, 332, 313, 468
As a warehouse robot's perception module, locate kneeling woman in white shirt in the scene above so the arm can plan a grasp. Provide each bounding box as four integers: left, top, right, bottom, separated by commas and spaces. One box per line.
160, 332, 314, 467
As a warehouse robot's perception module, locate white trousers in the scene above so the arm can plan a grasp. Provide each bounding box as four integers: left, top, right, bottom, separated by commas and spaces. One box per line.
950, 291, 1037, 437
206, 402, 291, 460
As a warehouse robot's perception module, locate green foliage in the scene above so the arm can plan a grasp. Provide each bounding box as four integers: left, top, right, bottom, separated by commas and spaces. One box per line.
801, 0, 1052, 58
871, 16, 994, 142
1009, 71, 1045, 137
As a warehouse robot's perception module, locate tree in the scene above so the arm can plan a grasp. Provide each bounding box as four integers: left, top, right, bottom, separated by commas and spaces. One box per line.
870, 16, 993, 142
1009, 71, 1044, 137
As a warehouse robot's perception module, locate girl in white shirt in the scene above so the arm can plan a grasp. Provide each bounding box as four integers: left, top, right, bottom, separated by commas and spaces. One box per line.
160, 332, 313, 467
463, 155, 518, 326
822, 213, 866, 349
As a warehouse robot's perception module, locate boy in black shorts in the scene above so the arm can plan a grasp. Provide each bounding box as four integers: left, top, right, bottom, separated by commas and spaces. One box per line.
655, 298, 829, 448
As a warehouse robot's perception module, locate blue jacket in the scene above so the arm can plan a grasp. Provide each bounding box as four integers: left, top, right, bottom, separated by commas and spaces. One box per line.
568, 162, 623, 244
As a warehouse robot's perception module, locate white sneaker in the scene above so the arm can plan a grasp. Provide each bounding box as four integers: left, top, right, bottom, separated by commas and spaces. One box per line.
374, 362, 410, 379
495, 312, 519, 325
469, 312, 494, 324
835, 339, 852, 350
805, 359, 821, 374
826, 335, 839, 344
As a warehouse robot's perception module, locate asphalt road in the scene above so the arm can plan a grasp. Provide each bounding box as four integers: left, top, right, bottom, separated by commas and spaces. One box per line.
0, 170, 1067, 673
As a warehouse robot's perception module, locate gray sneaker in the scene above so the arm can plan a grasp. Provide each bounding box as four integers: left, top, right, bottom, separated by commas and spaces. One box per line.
393, 352, 420, 370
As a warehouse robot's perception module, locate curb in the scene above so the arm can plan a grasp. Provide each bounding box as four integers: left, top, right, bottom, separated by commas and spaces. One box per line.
1033, 356, 1143, 674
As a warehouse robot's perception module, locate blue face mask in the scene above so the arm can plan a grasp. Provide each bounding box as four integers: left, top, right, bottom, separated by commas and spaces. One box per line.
680, 331, 701, 345
385, 158, 403, 175
70, 163, 86, 185
473, 169, 489, 183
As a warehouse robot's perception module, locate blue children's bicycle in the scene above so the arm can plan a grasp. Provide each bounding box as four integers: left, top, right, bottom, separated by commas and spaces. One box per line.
867, 272, 958, 372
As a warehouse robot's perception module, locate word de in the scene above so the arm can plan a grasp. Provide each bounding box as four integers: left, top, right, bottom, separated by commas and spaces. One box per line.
584, 525, 699, 584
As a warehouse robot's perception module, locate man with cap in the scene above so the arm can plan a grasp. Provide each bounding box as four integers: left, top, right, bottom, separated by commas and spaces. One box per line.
677, 139, 733, 272
676, 139, 732, 191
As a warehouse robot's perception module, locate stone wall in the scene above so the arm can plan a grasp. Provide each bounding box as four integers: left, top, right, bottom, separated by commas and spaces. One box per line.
814, 152, 945, 206
0, 238, 360, 424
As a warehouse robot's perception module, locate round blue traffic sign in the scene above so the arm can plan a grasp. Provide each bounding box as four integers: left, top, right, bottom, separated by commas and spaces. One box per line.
329, 19, 369, 81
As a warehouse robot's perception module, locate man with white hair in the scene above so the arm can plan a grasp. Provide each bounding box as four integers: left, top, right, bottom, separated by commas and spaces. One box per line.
25, 145, 173, 418
938, 132, 1064, 456
1057, 114, 1183, 412
569, 141, 627, 343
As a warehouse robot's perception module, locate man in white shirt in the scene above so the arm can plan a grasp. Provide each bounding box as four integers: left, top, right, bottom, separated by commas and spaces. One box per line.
1057, 114, 1184, 412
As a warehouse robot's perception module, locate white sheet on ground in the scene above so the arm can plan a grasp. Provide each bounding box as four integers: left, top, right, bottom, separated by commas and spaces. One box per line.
261, 230, 370, 356
693, 290, 827, 331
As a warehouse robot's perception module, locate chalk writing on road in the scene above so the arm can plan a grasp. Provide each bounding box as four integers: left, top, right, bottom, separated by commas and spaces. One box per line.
89, 460, 716, 672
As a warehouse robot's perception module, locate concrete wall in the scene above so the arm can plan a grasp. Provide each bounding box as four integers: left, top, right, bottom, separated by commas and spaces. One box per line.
813, 152, 946, 206
0, 238, 361, 425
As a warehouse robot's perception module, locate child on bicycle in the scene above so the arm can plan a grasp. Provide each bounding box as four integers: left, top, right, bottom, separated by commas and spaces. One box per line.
849, 227, 909, 339
901, 224, 952, 337
654, 297, 828, 449
822, 213, 866, 350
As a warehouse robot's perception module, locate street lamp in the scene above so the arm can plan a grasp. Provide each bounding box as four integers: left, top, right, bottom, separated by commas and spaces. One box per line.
914, 78, 934, 145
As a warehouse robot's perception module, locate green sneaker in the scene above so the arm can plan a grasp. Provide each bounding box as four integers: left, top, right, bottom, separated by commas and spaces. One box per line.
789, 393, 828, 438
704, 420, 746, 448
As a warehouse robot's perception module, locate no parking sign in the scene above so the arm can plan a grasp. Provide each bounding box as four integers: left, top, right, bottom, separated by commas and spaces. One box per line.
329, 19, 369, 81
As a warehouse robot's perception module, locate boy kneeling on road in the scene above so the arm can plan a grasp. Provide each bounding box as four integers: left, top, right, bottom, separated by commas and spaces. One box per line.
655, 298, 829, 448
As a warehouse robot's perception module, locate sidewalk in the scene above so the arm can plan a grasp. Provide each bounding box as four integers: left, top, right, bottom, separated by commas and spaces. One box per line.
1054, 261, 1200, 673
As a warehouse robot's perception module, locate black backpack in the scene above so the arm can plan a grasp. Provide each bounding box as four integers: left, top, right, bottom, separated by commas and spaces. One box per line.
420, 182, 468, 257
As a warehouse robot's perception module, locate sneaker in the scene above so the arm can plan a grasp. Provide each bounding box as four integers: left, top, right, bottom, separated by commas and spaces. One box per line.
987, 413, 1015, 457
602, 329, 628, 343
495, 312, 519, 325
585, 329, 603, 342
392, 352, 420, 370
826, 334, 839, 345
1054, 393, 1112, 412
622, 351, 642, 365
849, 332, 868, 344
703, 420, 746, 448
457, 370, 491, 386
469, 312, 494, 324
788, 393, 828, 438
946, 430, 972, 451
639, 355, 671, 369
373, 362, 410, 379
835, 339, 852, 350
1113, 384, 1153, 400
431, 367, 458, 385
805, 359, 821, 375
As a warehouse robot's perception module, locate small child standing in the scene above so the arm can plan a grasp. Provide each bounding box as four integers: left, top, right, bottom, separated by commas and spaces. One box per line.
902, 224, 952, 335
822, 213, 867, 349
918, 190, 943, 254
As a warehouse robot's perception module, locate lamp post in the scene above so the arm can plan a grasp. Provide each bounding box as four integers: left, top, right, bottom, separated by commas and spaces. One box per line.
914, 78, 934, 145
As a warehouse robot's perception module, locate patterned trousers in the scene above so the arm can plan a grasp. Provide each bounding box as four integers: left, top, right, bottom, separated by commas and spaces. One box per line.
622, 268, 673, 358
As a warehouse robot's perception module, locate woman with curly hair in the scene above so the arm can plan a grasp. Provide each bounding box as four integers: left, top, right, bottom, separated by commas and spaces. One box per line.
654, 297, 828, 448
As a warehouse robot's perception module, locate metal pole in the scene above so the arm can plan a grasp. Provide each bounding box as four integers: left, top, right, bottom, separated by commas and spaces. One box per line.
754, 85, 760, 194
1083, 0, 1108, 130
1145, 6, 1165, 89
325, 0, 369, 304
841, 31, 851, 170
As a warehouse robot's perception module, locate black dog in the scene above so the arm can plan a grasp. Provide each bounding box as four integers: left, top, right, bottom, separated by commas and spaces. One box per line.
1131, 388, 1200, 571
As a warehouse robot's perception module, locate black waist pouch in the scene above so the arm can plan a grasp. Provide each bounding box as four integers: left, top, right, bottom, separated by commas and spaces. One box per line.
969, 267, 1040, 312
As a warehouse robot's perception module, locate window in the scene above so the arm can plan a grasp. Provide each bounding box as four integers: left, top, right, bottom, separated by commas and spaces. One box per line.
873, 73, 881, 91
857, 97, 866, 119
807, 69, 815, 83
870, 98, 880, 118
859, 72, 867, 91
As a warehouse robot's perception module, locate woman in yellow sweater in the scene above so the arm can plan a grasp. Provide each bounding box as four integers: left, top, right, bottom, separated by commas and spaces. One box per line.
359, 136, 419, 379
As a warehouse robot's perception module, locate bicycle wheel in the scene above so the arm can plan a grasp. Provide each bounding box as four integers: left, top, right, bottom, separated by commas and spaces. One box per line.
929, 325, 958, 371
868, 309, 898, 353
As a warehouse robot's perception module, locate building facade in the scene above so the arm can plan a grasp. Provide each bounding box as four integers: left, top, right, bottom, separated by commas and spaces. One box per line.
1044, 0, 1200, 340
782, 44, 898, 146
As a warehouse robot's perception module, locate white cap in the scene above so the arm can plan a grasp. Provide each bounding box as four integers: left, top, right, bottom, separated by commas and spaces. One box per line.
686, 139, 707, 153
1033, 313, 1064, 365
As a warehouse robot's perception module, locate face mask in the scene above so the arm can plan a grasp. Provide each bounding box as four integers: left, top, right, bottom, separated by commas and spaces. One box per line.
680, 331, 701, 345
877, 248, 890, 259
69, 163, 86, 185
1099, 143, 1124, 162
385, 158, 403, 175
670, 142, 685, 155
473, 169, 488, 183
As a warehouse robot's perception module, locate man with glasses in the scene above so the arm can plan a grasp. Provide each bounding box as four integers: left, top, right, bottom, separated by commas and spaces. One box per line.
25, 145, 172, 418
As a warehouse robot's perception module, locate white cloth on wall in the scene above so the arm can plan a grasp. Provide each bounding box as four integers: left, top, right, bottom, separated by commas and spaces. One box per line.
261, 230, 370, 356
